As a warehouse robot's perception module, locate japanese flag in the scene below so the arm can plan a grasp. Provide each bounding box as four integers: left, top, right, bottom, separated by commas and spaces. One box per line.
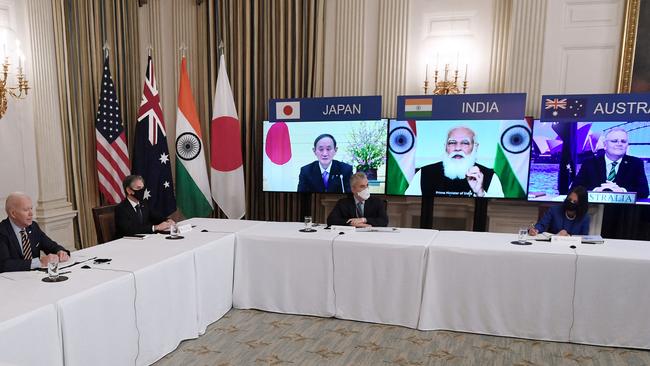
276, 101, 300, 119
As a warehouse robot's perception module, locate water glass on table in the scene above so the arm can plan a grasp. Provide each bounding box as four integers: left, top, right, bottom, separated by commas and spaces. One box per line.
47, 256, 59, 281
518, 226, 529, 244
170, 223, 179, 238
304, 216, 313, 230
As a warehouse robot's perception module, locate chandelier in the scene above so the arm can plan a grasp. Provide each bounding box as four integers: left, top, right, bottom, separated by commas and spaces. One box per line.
423, 63, 468, 95
0, 37, 29, 119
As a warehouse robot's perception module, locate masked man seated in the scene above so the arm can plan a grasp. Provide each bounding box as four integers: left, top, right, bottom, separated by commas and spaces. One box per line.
327, 172, 388, 227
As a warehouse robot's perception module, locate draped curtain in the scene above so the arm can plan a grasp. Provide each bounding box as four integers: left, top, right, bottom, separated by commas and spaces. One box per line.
53, 0, 140, 248
211, 0, 326, 222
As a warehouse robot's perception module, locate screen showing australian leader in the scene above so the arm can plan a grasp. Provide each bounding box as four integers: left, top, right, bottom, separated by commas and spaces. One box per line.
387, 94, 531, 199
263, 96, 387, 194
528, 93, 650, 204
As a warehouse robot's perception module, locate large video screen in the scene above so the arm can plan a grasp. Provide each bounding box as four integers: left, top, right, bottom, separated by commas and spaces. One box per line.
528, 121, 650, 204
387, 119, 531, 199
263, 120, 388, 193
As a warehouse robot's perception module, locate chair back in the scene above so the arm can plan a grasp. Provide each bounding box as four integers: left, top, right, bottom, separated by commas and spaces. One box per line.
92, 204, 118, 244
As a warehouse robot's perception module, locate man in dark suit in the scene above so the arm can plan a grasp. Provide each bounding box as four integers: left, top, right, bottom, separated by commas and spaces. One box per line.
420, 126, 503, 197
327, 172, 388, 227
298, 134, 353, 193
115, 175, 174, 238
0, 192, 69, 272
572, 128, 649, 199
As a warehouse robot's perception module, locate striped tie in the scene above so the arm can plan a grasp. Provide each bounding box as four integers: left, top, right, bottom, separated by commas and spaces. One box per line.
20, 229, 32, 260
607, 161, 618, 181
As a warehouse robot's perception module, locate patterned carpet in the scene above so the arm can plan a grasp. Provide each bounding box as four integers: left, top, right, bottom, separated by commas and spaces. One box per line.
154, 309, 650, 366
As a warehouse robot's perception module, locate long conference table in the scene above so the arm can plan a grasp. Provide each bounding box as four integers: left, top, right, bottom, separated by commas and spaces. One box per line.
2, 219, 650, 366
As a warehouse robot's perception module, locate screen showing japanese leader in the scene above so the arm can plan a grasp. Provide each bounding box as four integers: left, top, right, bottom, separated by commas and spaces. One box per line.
386, 119, 532, 199
262, 120, 388, 194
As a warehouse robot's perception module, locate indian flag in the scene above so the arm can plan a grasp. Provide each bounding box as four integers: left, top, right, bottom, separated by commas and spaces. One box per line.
404, 98, 432, 118
175, 57, 214, 218
493, 119, 531, 198
386, 120, 417, 195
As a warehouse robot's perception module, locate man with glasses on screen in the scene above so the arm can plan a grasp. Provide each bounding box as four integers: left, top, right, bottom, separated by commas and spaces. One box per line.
297, 134, 353, 193
572, 128, 649, 199
420, 126, 504, 198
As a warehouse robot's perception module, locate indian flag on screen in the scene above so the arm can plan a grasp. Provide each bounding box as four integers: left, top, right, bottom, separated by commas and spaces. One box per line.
386, 120, 417, 195
493, 119, 532, 198
404, 98, 432, 118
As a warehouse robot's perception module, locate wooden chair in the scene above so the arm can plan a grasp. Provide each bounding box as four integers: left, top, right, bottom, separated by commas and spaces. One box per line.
92, 204, 118, 244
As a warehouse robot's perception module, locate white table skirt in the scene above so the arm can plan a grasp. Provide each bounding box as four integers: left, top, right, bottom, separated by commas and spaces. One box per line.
0, 299, 61, 366
234, 222, 338, 316
333, 228, 438, 328
419, 231, 577, 342
572, 239, 650, 349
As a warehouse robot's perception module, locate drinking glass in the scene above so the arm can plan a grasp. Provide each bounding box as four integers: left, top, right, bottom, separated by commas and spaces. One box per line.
304, 216, 313, 230
518, 226, 528, 244
170, 223, 179, 238
48, 257, 59, 280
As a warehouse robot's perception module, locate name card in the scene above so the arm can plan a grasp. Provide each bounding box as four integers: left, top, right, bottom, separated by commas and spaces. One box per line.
550, 235, 581, 246
588, 191, 637, 204
177, 224, 193, 234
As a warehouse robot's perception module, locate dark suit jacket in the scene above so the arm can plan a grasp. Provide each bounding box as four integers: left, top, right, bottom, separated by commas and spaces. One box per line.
327, 195, 388, 227
297, 160, 353, 193
572, 154, 649, 199
0, 218, 68, 272
115, 198, 166, 238
420, 162, 495, 197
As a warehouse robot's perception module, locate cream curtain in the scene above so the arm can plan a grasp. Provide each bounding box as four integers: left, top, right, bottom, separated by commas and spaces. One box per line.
53, 0, 140, 248
212, 0, 326, 222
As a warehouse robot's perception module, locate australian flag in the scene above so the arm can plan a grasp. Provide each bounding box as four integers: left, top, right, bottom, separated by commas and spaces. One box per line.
543, 98, 587, 119
132, 55, 176, 216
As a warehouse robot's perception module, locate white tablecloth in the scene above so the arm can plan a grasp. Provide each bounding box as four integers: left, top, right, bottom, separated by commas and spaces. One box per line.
572, 239, 650, 349
75, 230, 234, 365
333, 228, 438, 328
0, 274, 62, 366
419, 231, 577, 342
234, 222, 338, 316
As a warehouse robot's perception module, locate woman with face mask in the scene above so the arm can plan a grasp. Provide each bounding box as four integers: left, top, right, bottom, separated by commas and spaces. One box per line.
529, 186, 590, 236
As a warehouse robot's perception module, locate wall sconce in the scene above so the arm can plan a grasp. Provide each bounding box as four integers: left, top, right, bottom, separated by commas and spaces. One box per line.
0, 32, 29, 119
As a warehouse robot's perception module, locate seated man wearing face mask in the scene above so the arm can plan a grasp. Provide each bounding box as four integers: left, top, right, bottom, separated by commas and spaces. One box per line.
327, 172, 388, 227
115, 175, 175, 238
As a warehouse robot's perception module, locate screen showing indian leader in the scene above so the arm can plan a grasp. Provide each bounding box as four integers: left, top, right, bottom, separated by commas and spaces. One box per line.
387, 93, 530, 199
529, 93, 650, 204
262, 120, 388, 193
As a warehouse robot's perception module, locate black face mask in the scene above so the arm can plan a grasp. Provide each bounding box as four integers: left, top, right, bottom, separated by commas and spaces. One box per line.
132, 188, 145, 201
564, 199, 578, 212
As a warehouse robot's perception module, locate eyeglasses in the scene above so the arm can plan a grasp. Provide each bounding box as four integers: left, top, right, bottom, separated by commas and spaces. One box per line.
446, 139, 473, 147
606, 139, 628, 144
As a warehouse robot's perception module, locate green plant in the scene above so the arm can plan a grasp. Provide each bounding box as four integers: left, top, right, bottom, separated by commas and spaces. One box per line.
348, 123, 387, 171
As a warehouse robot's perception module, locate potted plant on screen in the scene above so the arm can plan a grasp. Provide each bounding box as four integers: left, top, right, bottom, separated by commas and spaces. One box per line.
349, 124, 387, 180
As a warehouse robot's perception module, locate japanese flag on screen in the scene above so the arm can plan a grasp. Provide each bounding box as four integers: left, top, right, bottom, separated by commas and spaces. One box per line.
276, 101, 300, 119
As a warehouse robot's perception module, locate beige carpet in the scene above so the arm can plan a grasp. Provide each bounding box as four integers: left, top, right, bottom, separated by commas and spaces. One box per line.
154, 309, 649, 366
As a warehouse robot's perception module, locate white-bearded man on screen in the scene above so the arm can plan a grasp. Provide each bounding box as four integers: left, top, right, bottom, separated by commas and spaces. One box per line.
419, 126, 504, 198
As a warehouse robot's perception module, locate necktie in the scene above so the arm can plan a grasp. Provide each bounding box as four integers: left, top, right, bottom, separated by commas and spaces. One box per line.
607, 161, 618, 181
20, 229, 32, 260
136, 204, 143, 224
322, 171, 329, 190
356, 202, 364, 217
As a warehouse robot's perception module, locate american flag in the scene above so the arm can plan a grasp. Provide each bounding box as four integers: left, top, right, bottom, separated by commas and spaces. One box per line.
95, 56, 130, 204
132, 55, 176, 216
